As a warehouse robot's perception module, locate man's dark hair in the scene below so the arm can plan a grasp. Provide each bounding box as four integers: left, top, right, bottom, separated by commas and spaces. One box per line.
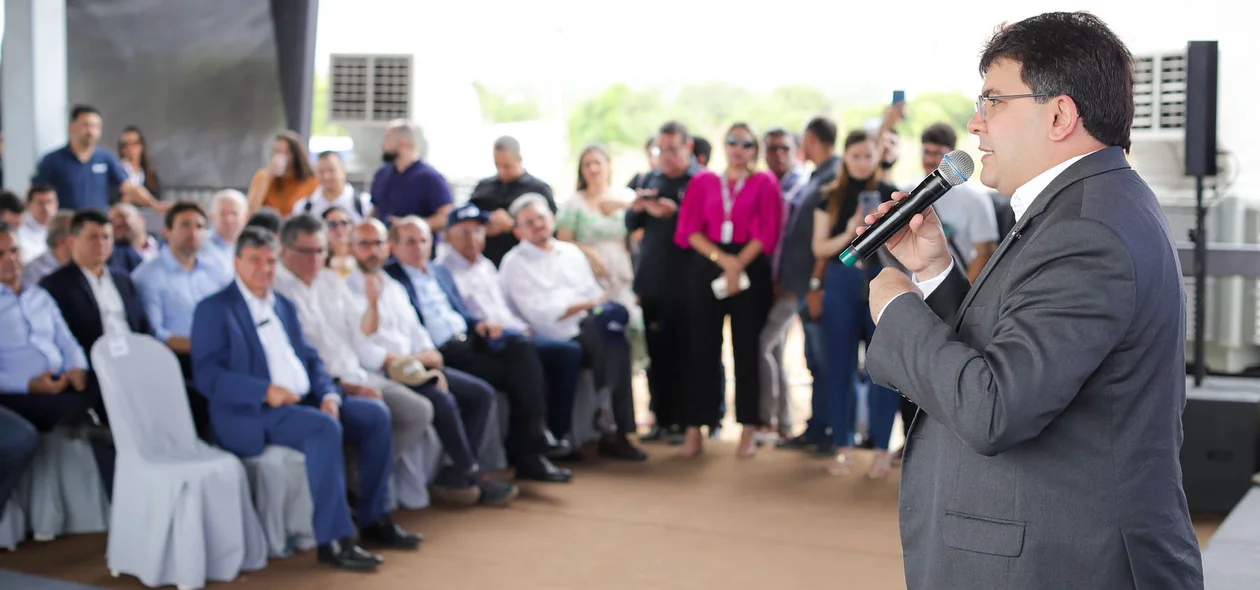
246, 208, 283, 234
0, 191, 23, 215
70, 210, 110, 236
658, 120, 690, 143
764, 127, 794, 145
804, 116, 838, 148
0, 221, 15, 241
70, 105, 100, 122
921, 123, 958, 149
236, 226, 279, 257
26, 183, 56, 203
692, 136, 712, 164
280, 213, 326, 246
979, 11, 1134, 150
163, 201, 208, 230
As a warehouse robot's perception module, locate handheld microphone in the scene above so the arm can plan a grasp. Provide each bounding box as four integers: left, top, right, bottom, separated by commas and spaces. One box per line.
839, 150, 974, 266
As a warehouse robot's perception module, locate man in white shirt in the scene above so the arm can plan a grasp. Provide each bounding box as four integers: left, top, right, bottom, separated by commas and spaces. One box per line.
499, 195, 647, 461
18, 184, 58, 263
292, 152, 374, 222
440, 203, 586, 455
273, 214, 435, 469
342, 218, 520, 502
202, 189, 247, 271
380, 216, 580, 481
909, 123, 999, 282
191, 226, 420, 571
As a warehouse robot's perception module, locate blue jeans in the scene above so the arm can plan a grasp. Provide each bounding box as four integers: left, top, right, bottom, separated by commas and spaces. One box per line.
0, 406, 38, 508
821, 262, 899, 449
797, 297, 829, 445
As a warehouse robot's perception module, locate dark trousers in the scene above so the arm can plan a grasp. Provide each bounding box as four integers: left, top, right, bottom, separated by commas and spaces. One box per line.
0, 390, 114, 498
441, 334, 548, 461
533, 337, 583, 438
684, 246, 773, 427
406, 368, 494, 473
576, 317, 637, 436
176, 353, 212, 442
640, 297, 689, 429
0, 406, 38, 508
215, 399, 393, 545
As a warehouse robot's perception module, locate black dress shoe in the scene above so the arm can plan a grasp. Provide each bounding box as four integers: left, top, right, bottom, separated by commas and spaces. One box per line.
775, 434, 815, 451
515, 454, 573, 483
360, 515, 423, 549
598, 435, 648, 461
317, 539, 383, 571
541, 429, 573, 458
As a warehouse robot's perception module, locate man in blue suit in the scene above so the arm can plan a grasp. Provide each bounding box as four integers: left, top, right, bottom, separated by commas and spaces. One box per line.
191, 226, 420, 572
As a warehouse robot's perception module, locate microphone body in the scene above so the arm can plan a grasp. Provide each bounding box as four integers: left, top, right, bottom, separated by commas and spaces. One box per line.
839, 150, 973, 266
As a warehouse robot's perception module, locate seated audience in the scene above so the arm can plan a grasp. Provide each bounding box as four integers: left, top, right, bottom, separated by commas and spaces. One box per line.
339, 219, 518, 504
0, 192, 23, 236
131, 202, 233, 438
21, 211, 73, 287
441, 204, 589, 455
0, 222, 109, 488
108, 203, 158, 273
375, 218, 574, 482
246, 208, 283, 234
19, 184, 59, 263
203, 189, 247, 270
191, 227, 419, 571
499, 195, 647, 461
246, 131, 319, 217
293, 151, 374, 222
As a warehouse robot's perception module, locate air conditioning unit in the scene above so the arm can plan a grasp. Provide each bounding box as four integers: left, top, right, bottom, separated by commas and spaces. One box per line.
327, 53, 487, 197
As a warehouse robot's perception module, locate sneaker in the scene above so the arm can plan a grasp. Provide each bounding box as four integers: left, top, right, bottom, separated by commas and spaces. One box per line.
477, 474, 519, 507
429, 466, 481, 506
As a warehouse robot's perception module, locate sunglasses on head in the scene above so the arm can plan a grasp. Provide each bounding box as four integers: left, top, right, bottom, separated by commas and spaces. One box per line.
726, 137, 756, 150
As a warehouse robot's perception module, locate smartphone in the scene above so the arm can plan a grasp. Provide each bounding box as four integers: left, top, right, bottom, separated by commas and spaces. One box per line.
859, 191, 882, 218
892, 89, 905, 105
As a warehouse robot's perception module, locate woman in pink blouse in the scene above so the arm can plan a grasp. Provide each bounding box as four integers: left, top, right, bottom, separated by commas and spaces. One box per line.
673, 122, 784, 459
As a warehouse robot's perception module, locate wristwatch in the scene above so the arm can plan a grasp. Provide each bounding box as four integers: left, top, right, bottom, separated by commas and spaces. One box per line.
809, 277, 823, 291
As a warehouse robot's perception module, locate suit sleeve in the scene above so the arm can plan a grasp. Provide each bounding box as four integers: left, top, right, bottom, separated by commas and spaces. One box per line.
191, 299, 271, 407
866, 218, 1136, 457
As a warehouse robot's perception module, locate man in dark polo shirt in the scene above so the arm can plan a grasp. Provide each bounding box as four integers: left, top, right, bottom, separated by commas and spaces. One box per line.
625, 120, 702, 442
369, 120, 455, 233
467, 136, 554, 267
33, 105, 158, 213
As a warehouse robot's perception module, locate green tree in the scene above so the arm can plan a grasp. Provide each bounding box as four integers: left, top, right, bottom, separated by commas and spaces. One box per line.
566, 83, 667, 154
473, 81, 542, 123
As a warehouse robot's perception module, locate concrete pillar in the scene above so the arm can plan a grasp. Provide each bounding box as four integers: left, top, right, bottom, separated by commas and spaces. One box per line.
2, 0, 68, 196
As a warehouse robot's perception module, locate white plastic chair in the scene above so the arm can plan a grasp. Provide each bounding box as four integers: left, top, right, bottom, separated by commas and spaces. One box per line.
0, 497, 24, 550
240, 446, 316, 557
91, 333, 268, 590
18, 428, 110, 541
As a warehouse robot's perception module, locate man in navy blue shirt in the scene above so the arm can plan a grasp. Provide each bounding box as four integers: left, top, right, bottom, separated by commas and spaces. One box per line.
33, 105, 159, 213
369, 120, 454, 233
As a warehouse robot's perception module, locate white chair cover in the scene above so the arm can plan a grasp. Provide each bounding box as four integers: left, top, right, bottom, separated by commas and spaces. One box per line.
0, 497, 24, 550
390, 430, 440, 510
240, 446, 316, 557
18, 428, 110, 541
91, 333, 267, 589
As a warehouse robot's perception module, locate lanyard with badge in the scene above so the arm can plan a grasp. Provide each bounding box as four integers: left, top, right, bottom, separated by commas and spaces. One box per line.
720, 174, 746, 244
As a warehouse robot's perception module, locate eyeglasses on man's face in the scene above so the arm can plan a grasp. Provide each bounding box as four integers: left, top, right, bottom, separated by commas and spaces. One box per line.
974, 93, 1048, 121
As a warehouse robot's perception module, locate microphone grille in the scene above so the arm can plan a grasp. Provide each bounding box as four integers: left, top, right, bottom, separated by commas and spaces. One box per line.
938, 150, 974, 186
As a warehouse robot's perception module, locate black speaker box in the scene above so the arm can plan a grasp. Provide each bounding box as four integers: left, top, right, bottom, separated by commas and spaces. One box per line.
1184, 40, 1219, 178
1180, 391, 1260, 514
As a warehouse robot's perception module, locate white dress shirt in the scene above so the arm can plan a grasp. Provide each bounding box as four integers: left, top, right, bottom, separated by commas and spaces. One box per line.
273, 265, 371, 383
234, 278, 336, 405
881, 151, 1097, 322
291, 184, 374, 222
79, 265, 131, 335
19, 214, 48, 263
498, 239, 604, 340
343, 269, 436, 370
438, 250, 529, 332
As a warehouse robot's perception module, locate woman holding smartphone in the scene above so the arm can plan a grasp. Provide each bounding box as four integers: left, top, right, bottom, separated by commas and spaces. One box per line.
674, 122, 784, 459
811, 129, 900, 478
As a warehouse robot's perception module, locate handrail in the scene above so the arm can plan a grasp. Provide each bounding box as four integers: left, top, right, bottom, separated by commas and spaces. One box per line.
1174, 242, 1260, 279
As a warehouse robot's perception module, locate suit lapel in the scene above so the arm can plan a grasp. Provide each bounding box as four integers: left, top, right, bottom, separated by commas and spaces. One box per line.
954, 147, 1133, 324
226, 286, 267, 370
69, 267, 106, 337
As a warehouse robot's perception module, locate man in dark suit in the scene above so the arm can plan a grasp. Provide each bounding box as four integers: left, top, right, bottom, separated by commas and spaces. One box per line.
862, 12, 1203, 589
191, 227, 420, 571
378, 216, 573, 483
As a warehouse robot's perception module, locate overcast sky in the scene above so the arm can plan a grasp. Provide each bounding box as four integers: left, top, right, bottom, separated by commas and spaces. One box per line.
315, 0, 1243, 100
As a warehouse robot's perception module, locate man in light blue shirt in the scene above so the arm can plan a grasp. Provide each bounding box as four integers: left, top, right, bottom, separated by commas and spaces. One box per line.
201, 189, 247, 272
131, 202, 231, 438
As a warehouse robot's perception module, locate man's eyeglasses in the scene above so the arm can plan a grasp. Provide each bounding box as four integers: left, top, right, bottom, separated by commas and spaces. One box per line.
974, 93, 1048, 121
326, 219, 352, 228
288, 245, 326, 257
766, 145, 792, 153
